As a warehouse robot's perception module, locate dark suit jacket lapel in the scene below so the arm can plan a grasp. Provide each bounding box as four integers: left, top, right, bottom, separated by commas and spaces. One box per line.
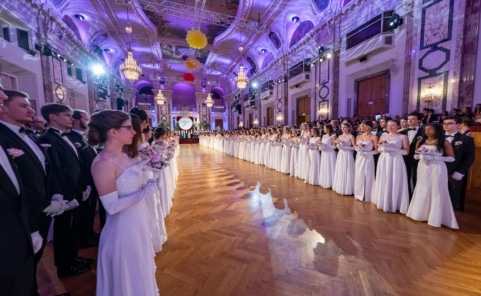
0, 166, 18, 198
0, 124, 46, 175
48, 129, 80, 160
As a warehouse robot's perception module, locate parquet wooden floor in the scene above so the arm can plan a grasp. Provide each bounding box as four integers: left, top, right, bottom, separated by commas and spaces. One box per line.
38, 144, 481, 296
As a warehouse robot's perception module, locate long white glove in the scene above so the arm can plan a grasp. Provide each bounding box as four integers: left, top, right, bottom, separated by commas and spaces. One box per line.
82, 185, 92, 201
43, 194, 68, 216
337, 143, 355, 151
414, 154, 455, 162
452, 171, 464, 180
100, 179, 159, 215
319, 144, 333, 151
308, 143, 318, 150
31, 231, 43, 254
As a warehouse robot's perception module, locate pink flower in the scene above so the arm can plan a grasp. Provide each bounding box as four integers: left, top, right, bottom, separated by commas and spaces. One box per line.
417, 146, 428, 153
6, 148, 24, 158
40, 143, 52, 149
73, 142, 82, 148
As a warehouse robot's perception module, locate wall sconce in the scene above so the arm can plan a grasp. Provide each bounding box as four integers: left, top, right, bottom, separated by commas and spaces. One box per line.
239, 120, 244, 128
276, 112, 283, 124
253, 118, 259, 126
421, 83, 442, 107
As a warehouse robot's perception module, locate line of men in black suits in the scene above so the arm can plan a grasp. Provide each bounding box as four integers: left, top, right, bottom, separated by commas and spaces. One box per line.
0, 84, 99, 296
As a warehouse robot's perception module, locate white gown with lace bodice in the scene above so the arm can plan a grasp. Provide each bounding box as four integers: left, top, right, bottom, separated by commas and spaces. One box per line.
96, 164, 159, 296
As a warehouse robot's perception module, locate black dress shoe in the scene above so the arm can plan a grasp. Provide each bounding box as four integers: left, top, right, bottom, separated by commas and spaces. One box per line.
57, 263, 90, 277
75, 256, 95, 265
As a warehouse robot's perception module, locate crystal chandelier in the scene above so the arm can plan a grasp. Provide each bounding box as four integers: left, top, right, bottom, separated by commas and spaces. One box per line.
120, 50, 142, 82
235, 65, 249, 89
155, 89, 166, 105
205, 93, 214, 108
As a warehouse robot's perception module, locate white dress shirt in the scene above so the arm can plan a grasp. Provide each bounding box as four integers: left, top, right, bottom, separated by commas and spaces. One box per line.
0, 120, 46, 171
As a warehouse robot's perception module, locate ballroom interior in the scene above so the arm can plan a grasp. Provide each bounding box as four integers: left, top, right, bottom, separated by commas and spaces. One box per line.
2, 0, 481, 295
1, 0, 481, 130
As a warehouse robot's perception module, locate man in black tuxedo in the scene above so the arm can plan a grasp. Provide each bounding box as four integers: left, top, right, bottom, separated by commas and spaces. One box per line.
0, 87, 41, 296
443, 116, 475, 211
400, 112, 424, 198
0, 89, 67, 295
39, 103, 92, 277
375, 116, 391, 138
68, 109, 100, 248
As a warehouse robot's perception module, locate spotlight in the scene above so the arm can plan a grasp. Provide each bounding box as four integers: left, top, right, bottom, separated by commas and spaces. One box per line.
260, 48, 267, 54
318, 46, 325, 55
291, 16, 299, 23
326, 53, 332, 59
388, 13, 403, 30
91, 64, 105, 76
251, 81, 259, 88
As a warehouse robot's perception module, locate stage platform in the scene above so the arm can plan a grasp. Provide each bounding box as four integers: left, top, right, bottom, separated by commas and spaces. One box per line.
179, 138, 199, 144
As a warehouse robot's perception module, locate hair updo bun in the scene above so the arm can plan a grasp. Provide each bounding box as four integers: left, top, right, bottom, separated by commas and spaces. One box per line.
153, 126, 167, 139
87, 110, 130, 146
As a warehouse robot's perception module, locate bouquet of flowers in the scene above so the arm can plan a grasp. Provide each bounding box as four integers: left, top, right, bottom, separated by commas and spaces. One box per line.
416, 146, 429, 154
139, 143, 167, 170
139, 143, 156, 160
147, 153, 168, 170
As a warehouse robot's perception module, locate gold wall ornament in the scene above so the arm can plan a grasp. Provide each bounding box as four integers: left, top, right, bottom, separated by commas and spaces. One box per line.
186, 29, 208, 49
185, 56, 201, 71
120, 50, 142, 82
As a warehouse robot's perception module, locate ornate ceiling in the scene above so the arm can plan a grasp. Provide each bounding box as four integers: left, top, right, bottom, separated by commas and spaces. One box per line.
43, 0, 353, 94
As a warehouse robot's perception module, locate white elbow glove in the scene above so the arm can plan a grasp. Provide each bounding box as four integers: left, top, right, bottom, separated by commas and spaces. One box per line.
100, 179, 159, 215
395, 149, 408, 156
31, 231, 43, 254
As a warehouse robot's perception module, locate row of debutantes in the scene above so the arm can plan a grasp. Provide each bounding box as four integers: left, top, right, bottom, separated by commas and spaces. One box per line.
200, 114, 475, 230
0, 82, 179, 296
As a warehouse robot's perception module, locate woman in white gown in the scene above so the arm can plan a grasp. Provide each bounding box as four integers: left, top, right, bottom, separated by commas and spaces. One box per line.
319, 124, 337, 189
89, 110, 159, 296
306, 128, 321, 185
289, 127, 300, 177
280, 126, 292, 174
371, 119, 410, 214
353, 121, 378, 201
297, 123, 310, 179
406, 123, 458, 229
332, 123, 356, 195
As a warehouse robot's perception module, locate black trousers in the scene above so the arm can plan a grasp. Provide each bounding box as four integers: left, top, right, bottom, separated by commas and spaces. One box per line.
0, 256, 34, 296
448, 176, 465, 210
53, 210, 78, 269
32, 213, 51, 295
74, 195, 99, 241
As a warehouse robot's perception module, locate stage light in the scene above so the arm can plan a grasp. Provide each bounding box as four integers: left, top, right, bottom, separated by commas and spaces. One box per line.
92, 64, 105, 76
251, 81, 259, 88
291, 16, 299, 23
389, 13, 403, 30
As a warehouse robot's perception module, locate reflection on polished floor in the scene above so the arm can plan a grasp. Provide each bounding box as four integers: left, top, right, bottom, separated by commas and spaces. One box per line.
40, 144, 481, 295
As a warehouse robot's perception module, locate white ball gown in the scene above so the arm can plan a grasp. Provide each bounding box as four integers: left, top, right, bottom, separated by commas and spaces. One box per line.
332, 138, 355, 195
96, 163, 159, 296
319, 135, 337, 189
406, 145, 459, 229
306, 137, 321, 185
371, 137, 409, 213
353, 140, 376, 201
